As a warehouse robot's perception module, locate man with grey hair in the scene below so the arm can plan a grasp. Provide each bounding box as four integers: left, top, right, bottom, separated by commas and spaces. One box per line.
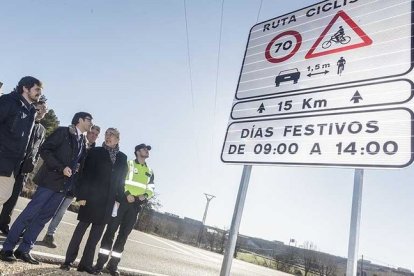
94, 143, 155, 276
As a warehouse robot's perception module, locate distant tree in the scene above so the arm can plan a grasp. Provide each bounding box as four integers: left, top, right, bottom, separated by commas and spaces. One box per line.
41, 109, 59, 137
273, 252, 295, 273
219, 229, 227, 254
302, 241, 318, 276
136, 194, 162, 231
315, 254, 338, 276
205, 227, 221, 252
176, 222, 184, 241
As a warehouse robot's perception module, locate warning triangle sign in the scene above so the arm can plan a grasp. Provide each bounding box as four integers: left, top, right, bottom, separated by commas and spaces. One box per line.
305, 10, 372, 59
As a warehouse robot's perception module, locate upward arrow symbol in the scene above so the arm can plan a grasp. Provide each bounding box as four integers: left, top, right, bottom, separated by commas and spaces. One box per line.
350, 91, 363, 104
257, 103, 265, 113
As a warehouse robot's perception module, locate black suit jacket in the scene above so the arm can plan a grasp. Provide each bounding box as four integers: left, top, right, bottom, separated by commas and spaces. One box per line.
33, 126, 86, 192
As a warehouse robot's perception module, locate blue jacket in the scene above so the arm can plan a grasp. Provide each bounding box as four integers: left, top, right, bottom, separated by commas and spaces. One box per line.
0, 91, 36, 177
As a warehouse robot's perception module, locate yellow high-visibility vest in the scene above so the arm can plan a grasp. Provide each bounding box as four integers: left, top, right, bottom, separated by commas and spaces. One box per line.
124, 160, 155, 198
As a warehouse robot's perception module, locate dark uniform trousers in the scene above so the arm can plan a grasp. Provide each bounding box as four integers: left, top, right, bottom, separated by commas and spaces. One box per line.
65, 221, 105, 267
96, 201, 140, 269
0, 174, 25, 228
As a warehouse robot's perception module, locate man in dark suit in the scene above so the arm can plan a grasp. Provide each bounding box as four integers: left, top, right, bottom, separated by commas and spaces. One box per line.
0, 112, 93, 265
42, 125, 101, 248
0, 96, 48, 235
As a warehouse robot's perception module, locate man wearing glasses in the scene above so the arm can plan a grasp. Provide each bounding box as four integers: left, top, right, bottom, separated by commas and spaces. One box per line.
0, 96, 48, 236
42, 124, 101, 248
0, 112, 93, 265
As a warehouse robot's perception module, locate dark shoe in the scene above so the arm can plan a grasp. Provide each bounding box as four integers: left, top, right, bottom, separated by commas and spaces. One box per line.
42, 234, 57, 248
93, 265, 103, 274
0, 224, 9, 236
60, 262, 73, 271
106, 266, 120, 276
0, 250, 16, 262
14, 250, 39, 265
77, 264, 97, 274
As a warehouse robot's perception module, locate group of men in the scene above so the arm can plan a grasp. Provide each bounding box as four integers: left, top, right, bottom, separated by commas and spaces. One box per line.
0, 76, 155, 276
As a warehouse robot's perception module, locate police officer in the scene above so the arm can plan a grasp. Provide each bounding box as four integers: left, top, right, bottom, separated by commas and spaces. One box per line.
94, 143, 155, 276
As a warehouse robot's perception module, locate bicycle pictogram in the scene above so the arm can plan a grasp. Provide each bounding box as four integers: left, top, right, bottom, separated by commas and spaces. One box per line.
322, 26, 351, 49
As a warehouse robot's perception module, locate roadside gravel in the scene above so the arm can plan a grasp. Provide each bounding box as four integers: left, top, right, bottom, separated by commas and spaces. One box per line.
0, 260, 88, 275
0, 255, 143, 276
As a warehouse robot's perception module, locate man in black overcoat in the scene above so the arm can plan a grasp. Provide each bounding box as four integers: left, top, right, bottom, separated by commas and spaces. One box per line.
61, 128, 128, 273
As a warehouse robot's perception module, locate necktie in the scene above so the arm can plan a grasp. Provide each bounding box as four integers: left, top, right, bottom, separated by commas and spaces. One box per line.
78, 134, 84, 150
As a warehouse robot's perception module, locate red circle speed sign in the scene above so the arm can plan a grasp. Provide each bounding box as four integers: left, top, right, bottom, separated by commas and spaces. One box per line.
265, 30, 302, 63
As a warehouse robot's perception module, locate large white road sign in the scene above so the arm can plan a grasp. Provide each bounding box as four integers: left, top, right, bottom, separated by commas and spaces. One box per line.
232, 80, 413, 119
222, 108, 413, 168
236, 0, 412, 99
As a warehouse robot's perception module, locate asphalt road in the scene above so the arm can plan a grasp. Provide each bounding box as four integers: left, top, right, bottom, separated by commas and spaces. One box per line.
0, 197, 288, 276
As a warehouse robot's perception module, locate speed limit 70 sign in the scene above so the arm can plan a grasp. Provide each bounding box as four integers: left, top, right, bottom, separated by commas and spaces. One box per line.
236, 0, 412, 100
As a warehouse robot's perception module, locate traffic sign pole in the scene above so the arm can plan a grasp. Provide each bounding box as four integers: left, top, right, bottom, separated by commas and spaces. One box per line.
220, 165, 252, 276
346, 168, 364, 276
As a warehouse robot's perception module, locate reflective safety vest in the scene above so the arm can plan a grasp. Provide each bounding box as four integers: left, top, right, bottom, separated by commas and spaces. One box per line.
125, 160, 155, 198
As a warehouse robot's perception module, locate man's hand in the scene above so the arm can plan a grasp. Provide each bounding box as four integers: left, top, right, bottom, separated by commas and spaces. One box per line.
126, 195, 135, 203
78, 200, 86, 206
63, 167, 72, 177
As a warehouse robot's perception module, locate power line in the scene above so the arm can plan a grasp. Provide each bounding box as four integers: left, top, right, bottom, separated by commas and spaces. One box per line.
256, 0, 263, 23
213, 0, 225, 116
183, 0, 195, 112
183, 0, 201, 173
209, 0, 225, 184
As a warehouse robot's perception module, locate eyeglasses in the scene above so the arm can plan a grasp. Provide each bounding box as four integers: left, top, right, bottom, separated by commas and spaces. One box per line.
84, 117, 92, 122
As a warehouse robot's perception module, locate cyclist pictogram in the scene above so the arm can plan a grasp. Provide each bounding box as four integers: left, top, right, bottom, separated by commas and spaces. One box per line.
337, 57, 346, 76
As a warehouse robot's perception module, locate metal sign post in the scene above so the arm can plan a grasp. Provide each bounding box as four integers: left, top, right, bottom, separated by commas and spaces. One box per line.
346, 169, 364, 276
220, 165, 252, 276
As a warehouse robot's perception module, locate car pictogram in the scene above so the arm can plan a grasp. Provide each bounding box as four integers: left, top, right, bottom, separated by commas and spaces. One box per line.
275, 68, 301, 87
